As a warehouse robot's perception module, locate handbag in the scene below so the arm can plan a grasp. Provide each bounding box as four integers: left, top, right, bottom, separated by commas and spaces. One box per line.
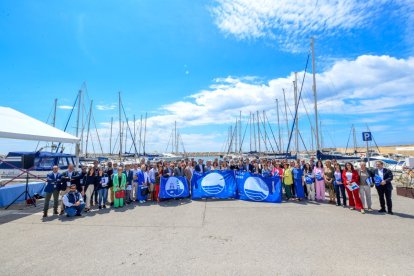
141, 186, 149, 196
115, 190, 125, 199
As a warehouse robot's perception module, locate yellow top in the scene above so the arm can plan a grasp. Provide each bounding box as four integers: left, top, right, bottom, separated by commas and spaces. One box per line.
283, 168, 293, 185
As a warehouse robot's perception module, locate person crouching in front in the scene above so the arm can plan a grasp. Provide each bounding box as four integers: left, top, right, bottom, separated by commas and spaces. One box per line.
62, 183, 85, 217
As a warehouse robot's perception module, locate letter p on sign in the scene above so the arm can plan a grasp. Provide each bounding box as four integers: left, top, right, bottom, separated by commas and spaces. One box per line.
362, 132, 372, 141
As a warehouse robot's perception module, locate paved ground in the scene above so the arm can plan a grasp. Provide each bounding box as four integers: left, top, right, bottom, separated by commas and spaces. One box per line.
0, 189, 413, 276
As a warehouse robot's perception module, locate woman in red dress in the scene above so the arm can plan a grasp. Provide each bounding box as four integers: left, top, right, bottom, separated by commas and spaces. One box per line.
342, 162, 364, 214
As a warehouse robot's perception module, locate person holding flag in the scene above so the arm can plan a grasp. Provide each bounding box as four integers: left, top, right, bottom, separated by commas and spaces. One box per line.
342, 162, 364, 214
304, 163, 315, 201
313, 160, 325, 201
333, 163, 346, 207
292, 162, 305, 200
373, 161, 394, 215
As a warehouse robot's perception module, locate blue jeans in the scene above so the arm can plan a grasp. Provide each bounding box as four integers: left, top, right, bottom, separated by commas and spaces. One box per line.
65, 203, 85, 217
98, 189, 108, 206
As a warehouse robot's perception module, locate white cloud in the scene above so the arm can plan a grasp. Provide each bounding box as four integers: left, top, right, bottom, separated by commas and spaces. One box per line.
96, 104, 116, 111
58, 105, 74, 110
71, 55, 414, 153
210, 0, 410, 52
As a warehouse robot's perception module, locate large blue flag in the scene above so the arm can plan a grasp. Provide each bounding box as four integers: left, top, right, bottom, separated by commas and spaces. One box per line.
236, 171, 282, 203
159, 176, 190, 199
191, 170, 237, 199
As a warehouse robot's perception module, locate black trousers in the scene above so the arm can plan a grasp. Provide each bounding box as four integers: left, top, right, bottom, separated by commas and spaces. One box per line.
334, 184, 346, 206
376, 185, 392, 212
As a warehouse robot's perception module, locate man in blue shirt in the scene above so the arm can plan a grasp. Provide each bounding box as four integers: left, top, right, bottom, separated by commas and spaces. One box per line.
62, 183, 85, 217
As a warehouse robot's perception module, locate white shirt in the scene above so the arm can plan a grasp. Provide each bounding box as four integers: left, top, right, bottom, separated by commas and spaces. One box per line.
149, 168, 156, 182
63, 192, 84, 207
143, 171, 150, 184
378, 169, 384, 180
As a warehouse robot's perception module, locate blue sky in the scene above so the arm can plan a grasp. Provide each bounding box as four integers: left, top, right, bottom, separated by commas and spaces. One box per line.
1, 0, 413, 154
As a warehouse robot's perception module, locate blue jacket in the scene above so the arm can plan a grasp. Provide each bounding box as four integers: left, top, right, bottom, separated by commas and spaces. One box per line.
124, 170, 134, 186
44, 172, 63, 193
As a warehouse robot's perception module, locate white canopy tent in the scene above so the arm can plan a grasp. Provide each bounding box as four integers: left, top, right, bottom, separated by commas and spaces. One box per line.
0, 106, 80, 143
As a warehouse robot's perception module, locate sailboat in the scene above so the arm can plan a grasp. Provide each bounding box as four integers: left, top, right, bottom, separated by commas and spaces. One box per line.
159, 121, 186, 161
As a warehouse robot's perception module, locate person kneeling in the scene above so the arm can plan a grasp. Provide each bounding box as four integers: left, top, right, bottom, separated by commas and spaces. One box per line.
63, 184, 85, 217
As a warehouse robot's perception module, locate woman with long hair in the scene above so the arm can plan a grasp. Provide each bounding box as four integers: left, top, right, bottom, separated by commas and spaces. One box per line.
304, 163, 315, 201
333, 163, 346, 207
83, 165, 96, 212
342, 162, 364, 214
324, 160, 336, 204
313, 160, 325, 201
292, 162, 305, 200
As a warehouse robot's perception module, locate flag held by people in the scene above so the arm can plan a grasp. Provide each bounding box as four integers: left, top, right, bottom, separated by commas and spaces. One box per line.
159, 176, 189, 199
191, 170, 237, 199
236, 172, 282, 203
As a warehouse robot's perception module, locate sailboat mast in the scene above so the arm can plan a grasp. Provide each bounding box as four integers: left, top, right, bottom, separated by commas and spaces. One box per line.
294, 72, 299, 154
80, 91, 84, 154
229, 125, 233, 153
124, 118, 128, 153
352, 125, 357, 154
234, 119, 238, 154
282, 89, 290, 141
249, 112, 252, 152
118, 91, 122, 160
239, 111, 242, 153
257, 111, 261, 153
109, 117, 113, 155
85, 100, 93, 158
51, 98, 57, 150
311, 37, 320, 151
263, 110, 267, 152
276, 99, 282, 153
75, 90, 82, 163
138, 115, 143, 156
174, 121, 177, 154
253, 113, 257, 151
133, 114, 137, 156
52, 98, 57, 128
320, 121, 323, 149
143, 112, 147, 155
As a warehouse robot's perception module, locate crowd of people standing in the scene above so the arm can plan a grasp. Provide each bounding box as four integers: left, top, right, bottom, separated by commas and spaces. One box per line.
42, 157, 394, 218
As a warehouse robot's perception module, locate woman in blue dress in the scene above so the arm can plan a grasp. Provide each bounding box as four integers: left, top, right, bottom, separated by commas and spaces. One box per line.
292, 162, 305, 200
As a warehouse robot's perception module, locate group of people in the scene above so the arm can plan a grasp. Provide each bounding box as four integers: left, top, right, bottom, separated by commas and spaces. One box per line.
42, 157, 394, 218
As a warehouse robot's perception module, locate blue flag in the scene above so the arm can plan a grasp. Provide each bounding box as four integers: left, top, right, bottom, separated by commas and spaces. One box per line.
374, 175, 382, 187
236, 171, 282, 203
191, 170, 237, 199
159, 176, 190, 199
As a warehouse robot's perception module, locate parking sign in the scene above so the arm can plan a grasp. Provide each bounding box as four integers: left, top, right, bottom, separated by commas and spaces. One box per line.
362, 132, 372, 141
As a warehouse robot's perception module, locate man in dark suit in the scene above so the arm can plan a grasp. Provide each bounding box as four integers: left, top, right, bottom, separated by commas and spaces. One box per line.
243, 158, 254, 172
174, 161, 186, 177
43, 165, 62, 218
194, 159, 206, 173
374, 160, 394, 215
124, 164, 134, 204
162, 161, 173, 177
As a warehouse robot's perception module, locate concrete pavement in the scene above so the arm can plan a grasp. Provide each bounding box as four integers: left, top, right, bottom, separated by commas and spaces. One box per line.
0, 189, 413, 275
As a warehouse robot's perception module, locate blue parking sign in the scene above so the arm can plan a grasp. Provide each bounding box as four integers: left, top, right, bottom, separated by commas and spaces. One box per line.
362, 132, 372, 141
